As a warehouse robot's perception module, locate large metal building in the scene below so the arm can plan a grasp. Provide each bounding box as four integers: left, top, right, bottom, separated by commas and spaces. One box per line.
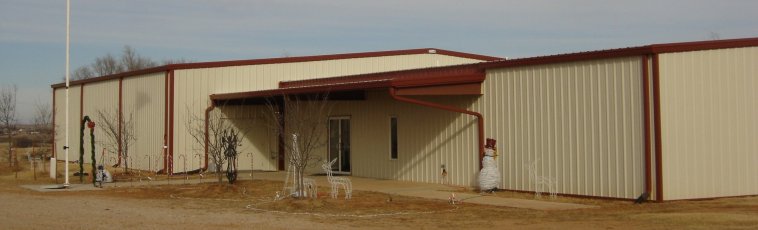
52, 37, 758, 201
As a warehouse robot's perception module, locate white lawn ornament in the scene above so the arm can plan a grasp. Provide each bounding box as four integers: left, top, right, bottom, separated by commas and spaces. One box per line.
322, 158, 352, 199
526, 159, 558, 198
478, 148, 501, 192
284, 165, 318, 198
282, 134, 318, 199
303, 178, 318, 198
448, 193, 459, 204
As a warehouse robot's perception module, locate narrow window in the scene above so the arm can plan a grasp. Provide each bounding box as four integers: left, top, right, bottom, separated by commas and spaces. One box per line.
390, 116, 398, 160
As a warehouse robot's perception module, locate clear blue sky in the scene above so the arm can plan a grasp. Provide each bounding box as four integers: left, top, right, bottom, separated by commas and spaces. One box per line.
2, 0, 757, 123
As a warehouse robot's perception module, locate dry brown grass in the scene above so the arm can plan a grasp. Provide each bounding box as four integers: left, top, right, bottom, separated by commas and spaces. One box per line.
35, 179, 752, 229
1, 145, 757, 229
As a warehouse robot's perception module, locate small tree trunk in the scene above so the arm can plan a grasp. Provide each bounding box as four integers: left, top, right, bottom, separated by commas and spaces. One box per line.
216, 163, 223, 183
296, 167, 305, 198
7, 133, 12, 167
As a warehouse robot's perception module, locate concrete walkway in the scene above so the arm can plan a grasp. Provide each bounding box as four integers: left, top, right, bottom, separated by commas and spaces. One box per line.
254, 171, 596, 211
22, 171, 597, 211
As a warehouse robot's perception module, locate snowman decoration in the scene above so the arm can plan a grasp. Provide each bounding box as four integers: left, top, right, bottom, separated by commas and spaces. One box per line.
478, 138, 501, 192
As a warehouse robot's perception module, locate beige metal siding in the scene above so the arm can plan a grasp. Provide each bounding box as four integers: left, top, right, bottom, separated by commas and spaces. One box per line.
81, 80, 119, 164
216, 105, 278, 171
658, 47, 758, 200
173, 54, 483, 173
122, 72, 166, 171
53, 88, 66, 160
316, 91, 481, 186
54, 85, 82, 161
481, 57, 647, 199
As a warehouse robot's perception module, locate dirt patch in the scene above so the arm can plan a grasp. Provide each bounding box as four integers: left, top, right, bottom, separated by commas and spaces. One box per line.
1, 152, 758, 229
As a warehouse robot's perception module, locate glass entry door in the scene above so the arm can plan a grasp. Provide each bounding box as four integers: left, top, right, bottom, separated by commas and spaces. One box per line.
328, 117, 351, 173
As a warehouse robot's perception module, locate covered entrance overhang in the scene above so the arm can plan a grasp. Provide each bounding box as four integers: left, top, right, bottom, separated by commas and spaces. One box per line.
208, 65, 488, 170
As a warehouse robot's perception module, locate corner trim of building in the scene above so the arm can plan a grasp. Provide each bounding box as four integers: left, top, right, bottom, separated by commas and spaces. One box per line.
163, 71, 169, 173
115, 77, 123, 167
641, 55, 652, 198
652, 54, 664, 201
169, 70, 175, 175
51, 88, 56, 158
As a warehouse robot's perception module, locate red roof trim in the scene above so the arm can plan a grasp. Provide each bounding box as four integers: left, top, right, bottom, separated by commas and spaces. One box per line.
480, 37, 758, 69
280, 63, 483, 88
52, 66, 170, 88
210, 80, 393, 101
51, 48, 499, 89
210, 70, 486, 102
649, 37, 758, 53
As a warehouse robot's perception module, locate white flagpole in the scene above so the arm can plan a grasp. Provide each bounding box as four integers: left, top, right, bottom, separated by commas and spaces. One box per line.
64, 0, 71, 187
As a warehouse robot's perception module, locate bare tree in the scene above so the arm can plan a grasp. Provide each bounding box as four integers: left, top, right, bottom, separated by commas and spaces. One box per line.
187, 108, 233, 183
0, 84, 17, 166
31, 100, 53, 170
121, 45, 157, 71
32, 101, 52, 131
266, 93, 332, 198
68, 45, 175, 80
71, 66, 95, 81
32, 100, 53, 151
92, 53, 124, 76
161, 58, 191, 65
96, 109, 136, 172
709, 31, 721, 40
186, 105, 257, 183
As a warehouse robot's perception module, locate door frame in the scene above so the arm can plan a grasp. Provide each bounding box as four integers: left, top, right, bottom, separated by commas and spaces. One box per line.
328, 116, 351, 174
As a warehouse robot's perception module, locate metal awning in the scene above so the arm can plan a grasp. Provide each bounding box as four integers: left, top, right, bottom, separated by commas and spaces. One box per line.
210, 64, 486, 105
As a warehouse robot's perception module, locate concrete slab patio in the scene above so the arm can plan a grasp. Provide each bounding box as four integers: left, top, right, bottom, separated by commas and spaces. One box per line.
252, 171, 597, 211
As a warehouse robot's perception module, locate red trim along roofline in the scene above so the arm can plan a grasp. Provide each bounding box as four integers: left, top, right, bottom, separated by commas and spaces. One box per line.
210, 61, 486, 102
51, 48, 500, 89
280, 63, 484, 88
478, 37, 758, 69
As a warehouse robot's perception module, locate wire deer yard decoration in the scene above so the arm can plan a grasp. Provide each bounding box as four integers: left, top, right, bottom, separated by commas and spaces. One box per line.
322, 158, 352, 199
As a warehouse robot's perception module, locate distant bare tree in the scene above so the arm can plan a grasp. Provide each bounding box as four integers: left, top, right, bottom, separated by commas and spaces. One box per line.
69, 45, 184, 80
161, 58, 191, 65
96, 109, 136, 172
32, 101, 52, 131
708, 31, 721, 40
71, 66, 95, 81
121, 45, 157, 71
265, 93, 332, 198
92, 53, 124, 76
32, 100, 53, 144
0, 84, 18, 166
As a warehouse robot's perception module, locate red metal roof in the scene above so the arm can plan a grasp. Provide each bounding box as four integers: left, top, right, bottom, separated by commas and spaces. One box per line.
51, 48, 501, 88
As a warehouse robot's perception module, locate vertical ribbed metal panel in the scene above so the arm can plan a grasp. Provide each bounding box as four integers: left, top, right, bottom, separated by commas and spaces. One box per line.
658, 47, 758, 200
54, 85, 81, 161
122, 72, 166, 171
172, 54, 483, 173
81, 80, 119, 164
324, 91, 480, 186
215, 105, 278, 171
481, 56, 646, 199
53, 88, 66, 160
